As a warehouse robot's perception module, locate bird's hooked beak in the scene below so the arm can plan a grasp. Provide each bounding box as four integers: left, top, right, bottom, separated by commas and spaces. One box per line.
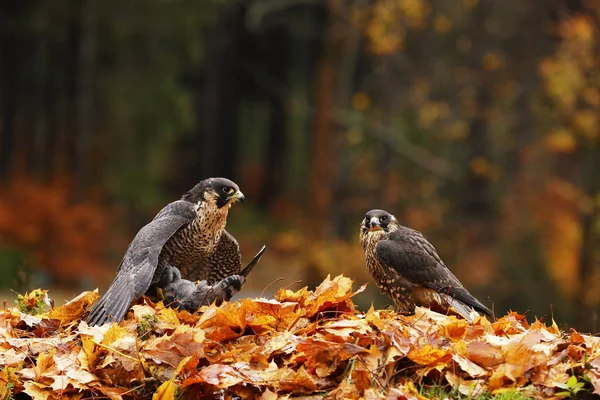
231, 190, 245, 204
368, 217, 382, 232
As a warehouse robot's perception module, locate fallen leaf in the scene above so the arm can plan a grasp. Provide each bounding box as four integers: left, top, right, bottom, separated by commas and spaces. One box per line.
407, 344, 451, 365
45, 290, 99, 324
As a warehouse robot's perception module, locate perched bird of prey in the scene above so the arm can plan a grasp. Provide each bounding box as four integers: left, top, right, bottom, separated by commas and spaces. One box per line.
162, 245, 266, 311
86, 177, 260, 326
359, 209, 492, 321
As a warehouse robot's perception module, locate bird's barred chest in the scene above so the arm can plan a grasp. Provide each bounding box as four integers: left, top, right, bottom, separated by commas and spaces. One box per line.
161, 204, 229, 273
360, 231, 417, 313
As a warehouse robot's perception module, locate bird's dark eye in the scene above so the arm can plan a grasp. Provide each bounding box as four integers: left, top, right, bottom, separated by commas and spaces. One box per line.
223, 187, 234, 195
380, 215, 388, 223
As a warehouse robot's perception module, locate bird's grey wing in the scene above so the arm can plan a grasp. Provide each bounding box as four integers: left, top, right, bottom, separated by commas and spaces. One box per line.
376, 229, 492, 316
188, 230, 243, 283
86, 201, 196, 326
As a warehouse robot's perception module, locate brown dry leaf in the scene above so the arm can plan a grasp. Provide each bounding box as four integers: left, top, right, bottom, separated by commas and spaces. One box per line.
588, 358, 600, 396
45, 290, 99, 324
492, 312, 529, 336
241, 298, 301, 333
532, 361, 570, 388
318, 318, 373, 342
486, 329, 556, 390
197, 302, 246, 341
130, 304, 158, 321
6, 336, 74, 357
438, 316, 469, 340
326, 376, 362, 400
445, 371, 486, 396
275, 365, 322, 392
350, 343, 384, 392
452, 354, 488, 378
306, 275, 363, 317
142, 325, 205, 368
295, 337, 366, 378
3, 276, 600, 398
467, 340, 502, 368
259, 388, 280, 400
92, 327, 144, 386
0, 348, 26, 366
195, 364, 243, 388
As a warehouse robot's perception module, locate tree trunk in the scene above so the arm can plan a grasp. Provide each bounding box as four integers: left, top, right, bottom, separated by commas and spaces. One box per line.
309, 0, 345, 239
576, 139, 600, 331
0, 2, 24, 182
74, 0, 97, 199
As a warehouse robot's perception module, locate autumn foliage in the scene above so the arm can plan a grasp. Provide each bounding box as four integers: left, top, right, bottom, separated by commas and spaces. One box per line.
1, 275, 599, 399
0, 177, 111, 283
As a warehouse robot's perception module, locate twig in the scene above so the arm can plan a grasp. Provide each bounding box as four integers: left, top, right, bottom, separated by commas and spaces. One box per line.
90, 340, 140, 364
261, 277, 284, 298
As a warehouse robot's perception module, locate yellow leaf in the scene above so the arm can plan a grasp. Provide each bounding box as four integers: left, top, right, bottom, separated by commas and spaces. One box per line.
153, 379, 176, 400
23, 381, 52, 400
33, 349, 56, 380
407, 344, 451, 365
152, 355, 192, 400
275, 286, 311, 304
102, 323, 130, 346
45, 290, 99, 324
157, 307, 180, 325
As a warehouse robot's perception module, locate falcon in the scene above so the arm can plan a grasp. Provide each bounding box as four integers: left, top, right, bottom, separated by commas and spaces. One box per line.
359, 209, 492, 321
86, 177, 262, 326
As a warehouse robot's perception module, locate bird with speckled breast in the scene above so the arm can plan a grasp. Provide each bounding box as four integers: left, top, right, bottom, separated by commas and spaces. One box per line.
359, 209, 492, 321
86, 177, 265, 326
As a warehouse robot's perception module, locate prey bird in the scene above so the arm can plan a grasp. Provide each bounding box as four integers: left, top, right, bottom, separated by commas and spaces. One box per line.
359, 209, 492, 321
162, 245, 266, 310
86, 177, 264, 326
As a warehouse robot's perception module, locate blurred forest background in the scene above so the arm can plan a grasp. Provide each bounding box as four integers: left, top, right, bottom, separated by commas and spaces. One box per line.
0, 0, 598, 331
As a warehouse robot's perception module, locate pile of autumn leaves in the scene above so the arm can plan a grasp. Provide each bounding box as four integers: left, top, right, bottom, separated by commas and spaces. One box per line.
1, 276, 600, 399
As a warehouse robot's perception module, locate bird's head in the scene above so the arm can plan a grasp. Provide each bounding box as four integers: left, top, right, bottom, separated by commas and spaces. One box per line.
361, 209, 399, 235
183, 177, 245, 208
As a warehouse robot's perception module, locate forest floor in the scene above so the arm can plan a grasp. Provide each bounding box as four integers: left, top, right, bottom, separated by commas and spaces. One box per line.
1, 275, 599, 400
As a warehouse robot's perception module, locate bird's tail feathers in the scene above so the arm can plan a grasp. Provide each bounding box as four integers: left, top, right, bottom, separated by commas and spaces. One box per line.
85, 277, 133, 326
447, 298, 479, 322
240, 245, 266, 277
